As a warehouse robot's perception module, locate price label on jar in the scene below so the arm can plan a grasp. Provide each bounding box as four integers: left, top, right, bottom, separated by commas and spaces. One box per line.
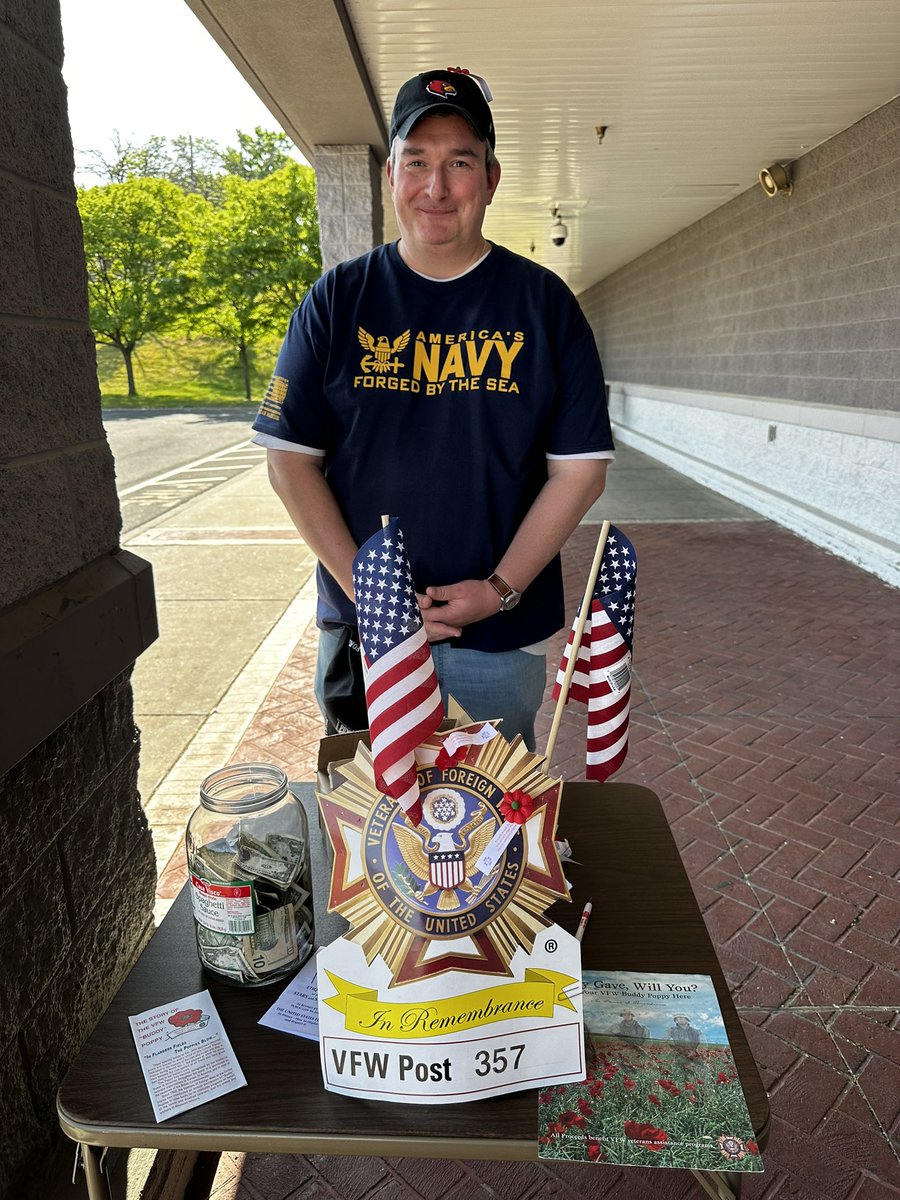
190, 873, 256, 935
317, 924, 584, 1104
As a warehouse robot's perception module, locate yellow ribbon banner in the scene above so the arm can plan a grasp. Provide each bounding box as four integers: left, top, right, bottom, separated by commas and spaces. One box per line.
324, 968, 578, 1039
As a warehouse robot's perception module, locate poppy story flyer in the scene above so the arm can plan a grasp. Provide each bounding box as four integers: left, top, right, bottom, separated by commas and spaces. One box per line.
537, 971, 763, 1172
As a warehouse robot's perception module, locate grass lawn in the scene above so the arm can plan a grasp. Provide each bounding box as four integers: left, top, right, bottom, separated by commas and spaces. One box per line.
97, 335, 281, 408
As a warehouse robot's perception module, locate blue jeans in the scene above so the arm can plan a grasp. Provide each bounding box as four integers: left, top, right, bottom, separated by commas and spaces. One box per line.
315, 628, 546, 751
429, 643, 546, 751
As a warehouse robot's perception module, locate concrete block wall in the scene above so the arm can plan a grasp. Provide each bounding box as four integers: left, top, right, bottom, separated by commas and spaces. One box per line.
0, 675, 156, 1197
0, 3, 157, 1196
0, 3, 121, 607
581, 97, 900, 585
314, 143, 383, 271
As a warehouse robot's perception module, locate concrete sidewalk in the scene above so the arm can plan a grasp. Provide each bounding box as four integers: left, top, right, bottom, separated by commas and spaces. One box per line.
120, 449, 319, 899
155, 447, 897, 1200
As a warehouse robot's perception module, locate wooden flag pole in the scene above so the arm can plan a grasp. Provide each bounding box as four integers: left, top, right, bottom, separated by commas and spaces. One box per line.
543, 519, 611, 770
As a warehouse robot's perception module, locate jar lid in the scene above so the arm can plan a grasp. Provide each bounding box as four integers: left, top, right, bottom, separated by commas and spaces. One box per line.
199, 763, 288, 814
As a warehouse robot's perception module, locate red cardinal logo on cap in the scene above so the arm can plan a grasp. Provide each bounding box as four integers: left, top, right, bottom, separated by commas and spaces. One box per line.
426, 79, 457, 97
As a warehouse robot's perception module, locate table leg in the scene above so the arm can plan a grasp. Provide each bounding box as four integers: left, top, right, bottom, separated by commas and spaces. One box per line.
690, 1169, 741, 1200
80, 1144, 112, 1200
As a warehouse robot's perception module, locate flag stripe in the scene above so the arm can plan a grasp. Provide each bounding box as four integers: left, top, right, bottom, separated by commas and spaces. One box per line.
367, 648, 441, 720
367, 662, 435, 712
587, 721, 629, 757
371, 709, 444, 775
552, 526, 637, 783
352, 518, 444, 815
586, 741, 628, 782
586, 687, 630, 722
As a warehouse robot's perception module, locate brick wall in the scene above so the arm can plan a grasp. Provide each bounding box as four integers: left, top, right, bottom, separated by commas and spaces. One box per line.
580, 97, 900, 585
581, 97, 900, 409
0, 3, 157, 1196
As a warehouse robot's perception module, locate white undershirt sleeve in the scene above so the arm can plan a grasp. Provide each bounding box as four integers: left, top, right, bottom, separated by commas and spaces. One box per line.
251, 432, 326, 455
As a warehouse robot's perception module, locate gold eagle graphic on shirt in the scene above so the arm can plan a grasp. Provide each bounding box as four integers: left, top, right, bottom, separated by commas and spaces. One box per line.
358, 326, 410, 374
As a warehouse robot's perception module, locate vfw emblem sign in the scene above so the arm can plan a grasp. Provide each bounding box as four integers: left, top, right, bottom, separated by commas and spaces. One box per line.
316, 723, 584, 1103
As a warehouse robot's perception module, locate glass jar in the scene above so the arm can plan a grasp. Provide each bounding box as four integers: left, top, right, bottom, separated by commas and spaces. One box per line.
186, 763, 314, 987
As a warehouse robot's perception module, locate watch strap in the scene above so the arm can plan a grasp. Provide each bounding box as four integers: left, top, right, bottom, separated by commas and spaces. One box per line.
487, 573, 521, 611
487, 573, 513, 600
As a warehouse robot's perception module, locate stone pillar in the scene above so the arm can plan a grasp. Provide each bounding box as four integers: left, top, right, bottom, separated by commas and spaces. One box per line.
0, 3, 158, 1196
313, 144, 384, 271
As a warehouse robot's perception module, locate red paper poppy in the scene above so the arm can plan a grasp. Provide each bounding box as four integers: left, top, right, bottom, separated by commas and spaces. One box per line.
623, 1120, 669, 1151
435, 743, 467, 770
500, 789, 534, 824
168, 1008, 202, 1027
560, 1110, 579, 1126
717, 1071, 730, 1084
586, 1139, 606, 1161
747, 1139, 759, 1156
622, 1077, 636, 1089
578, 1098, 593, 1117
648, 1094, 661, 1106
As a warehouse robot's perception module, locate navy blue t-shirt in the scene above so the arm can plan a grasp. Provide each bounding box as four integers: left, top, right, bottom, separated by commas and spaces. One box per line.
253, 241, 614, 652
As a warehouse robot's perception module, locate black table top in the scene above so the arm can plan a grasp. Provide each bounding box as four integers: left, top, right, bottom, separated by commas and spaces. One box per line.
57, 781, 769, 1159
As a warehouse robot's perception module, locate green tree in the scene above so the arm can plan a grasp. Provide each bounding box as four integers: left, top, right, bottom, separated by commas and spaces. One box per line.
195, 162, 320, 399
82, 131, 170, 184
79, 178, 207, 396
222, 127, 292, 180
167, 134, 225, 202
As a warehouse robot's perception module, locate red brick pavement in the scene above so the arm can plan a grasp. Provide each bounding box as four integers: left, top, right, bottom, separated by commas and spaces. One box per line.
202, 519, 898, 1200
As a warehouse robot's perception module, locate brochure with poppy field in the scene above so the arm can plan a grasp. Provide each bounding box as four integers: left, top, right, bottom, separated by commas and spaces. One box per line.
537, 971, 763, 1172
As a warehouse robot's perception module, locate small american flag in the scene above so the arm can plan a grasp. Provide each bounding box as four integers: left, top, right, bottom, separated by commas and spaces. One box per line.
352, 518, 444, 818
552, 526, 637, 782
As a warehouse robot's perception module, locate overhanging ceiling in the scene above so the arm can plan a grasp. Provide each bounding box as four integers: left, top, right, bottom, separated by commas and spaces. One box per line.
185, 0, 900, 293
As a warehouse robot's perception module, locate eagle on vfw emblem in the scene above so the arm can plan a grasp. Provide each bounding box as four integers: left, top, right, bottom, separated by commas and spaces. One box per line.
391, 789, 496, 909
357, 326, 411, 374
317, 725, 569, 981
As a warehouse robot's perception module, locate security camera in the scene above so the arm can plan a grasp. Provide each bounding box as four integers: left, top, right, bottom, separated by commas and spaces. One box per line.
551, 215, 568, 246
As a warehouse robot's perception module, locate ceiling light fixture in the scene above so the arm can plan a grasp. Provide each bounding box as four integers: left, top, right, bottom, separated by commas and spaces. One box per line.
759, 163, 793, 197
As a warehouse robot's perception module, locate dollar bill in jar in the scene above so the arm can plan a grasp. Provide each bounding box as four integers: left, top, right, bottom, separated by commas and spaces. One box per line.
186, 765, 315, 987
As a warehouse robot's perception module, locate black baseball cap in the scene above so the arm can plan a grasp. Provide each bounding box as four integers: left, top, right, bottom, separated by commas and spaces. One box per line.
389, 69, 495, 148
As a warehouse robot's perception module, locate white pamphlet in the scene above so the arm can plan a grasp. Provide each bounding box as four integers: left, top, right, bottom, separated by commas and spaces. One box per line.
258, 953, 320, 1040
129, 989, 246, 1122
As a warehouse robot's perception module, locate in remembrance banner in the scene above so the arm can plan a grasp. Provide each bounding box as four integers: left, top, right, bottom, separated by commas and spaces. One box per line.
538, 971, 764, 1172
317, 926, 583, 1103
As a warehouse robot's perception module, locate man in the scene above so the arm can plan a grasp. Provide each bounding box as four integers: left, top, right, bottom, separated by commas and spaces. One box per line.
252, 68, 615, 749
610, 1010, 649, 1039
667, 1013, 701, 1053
